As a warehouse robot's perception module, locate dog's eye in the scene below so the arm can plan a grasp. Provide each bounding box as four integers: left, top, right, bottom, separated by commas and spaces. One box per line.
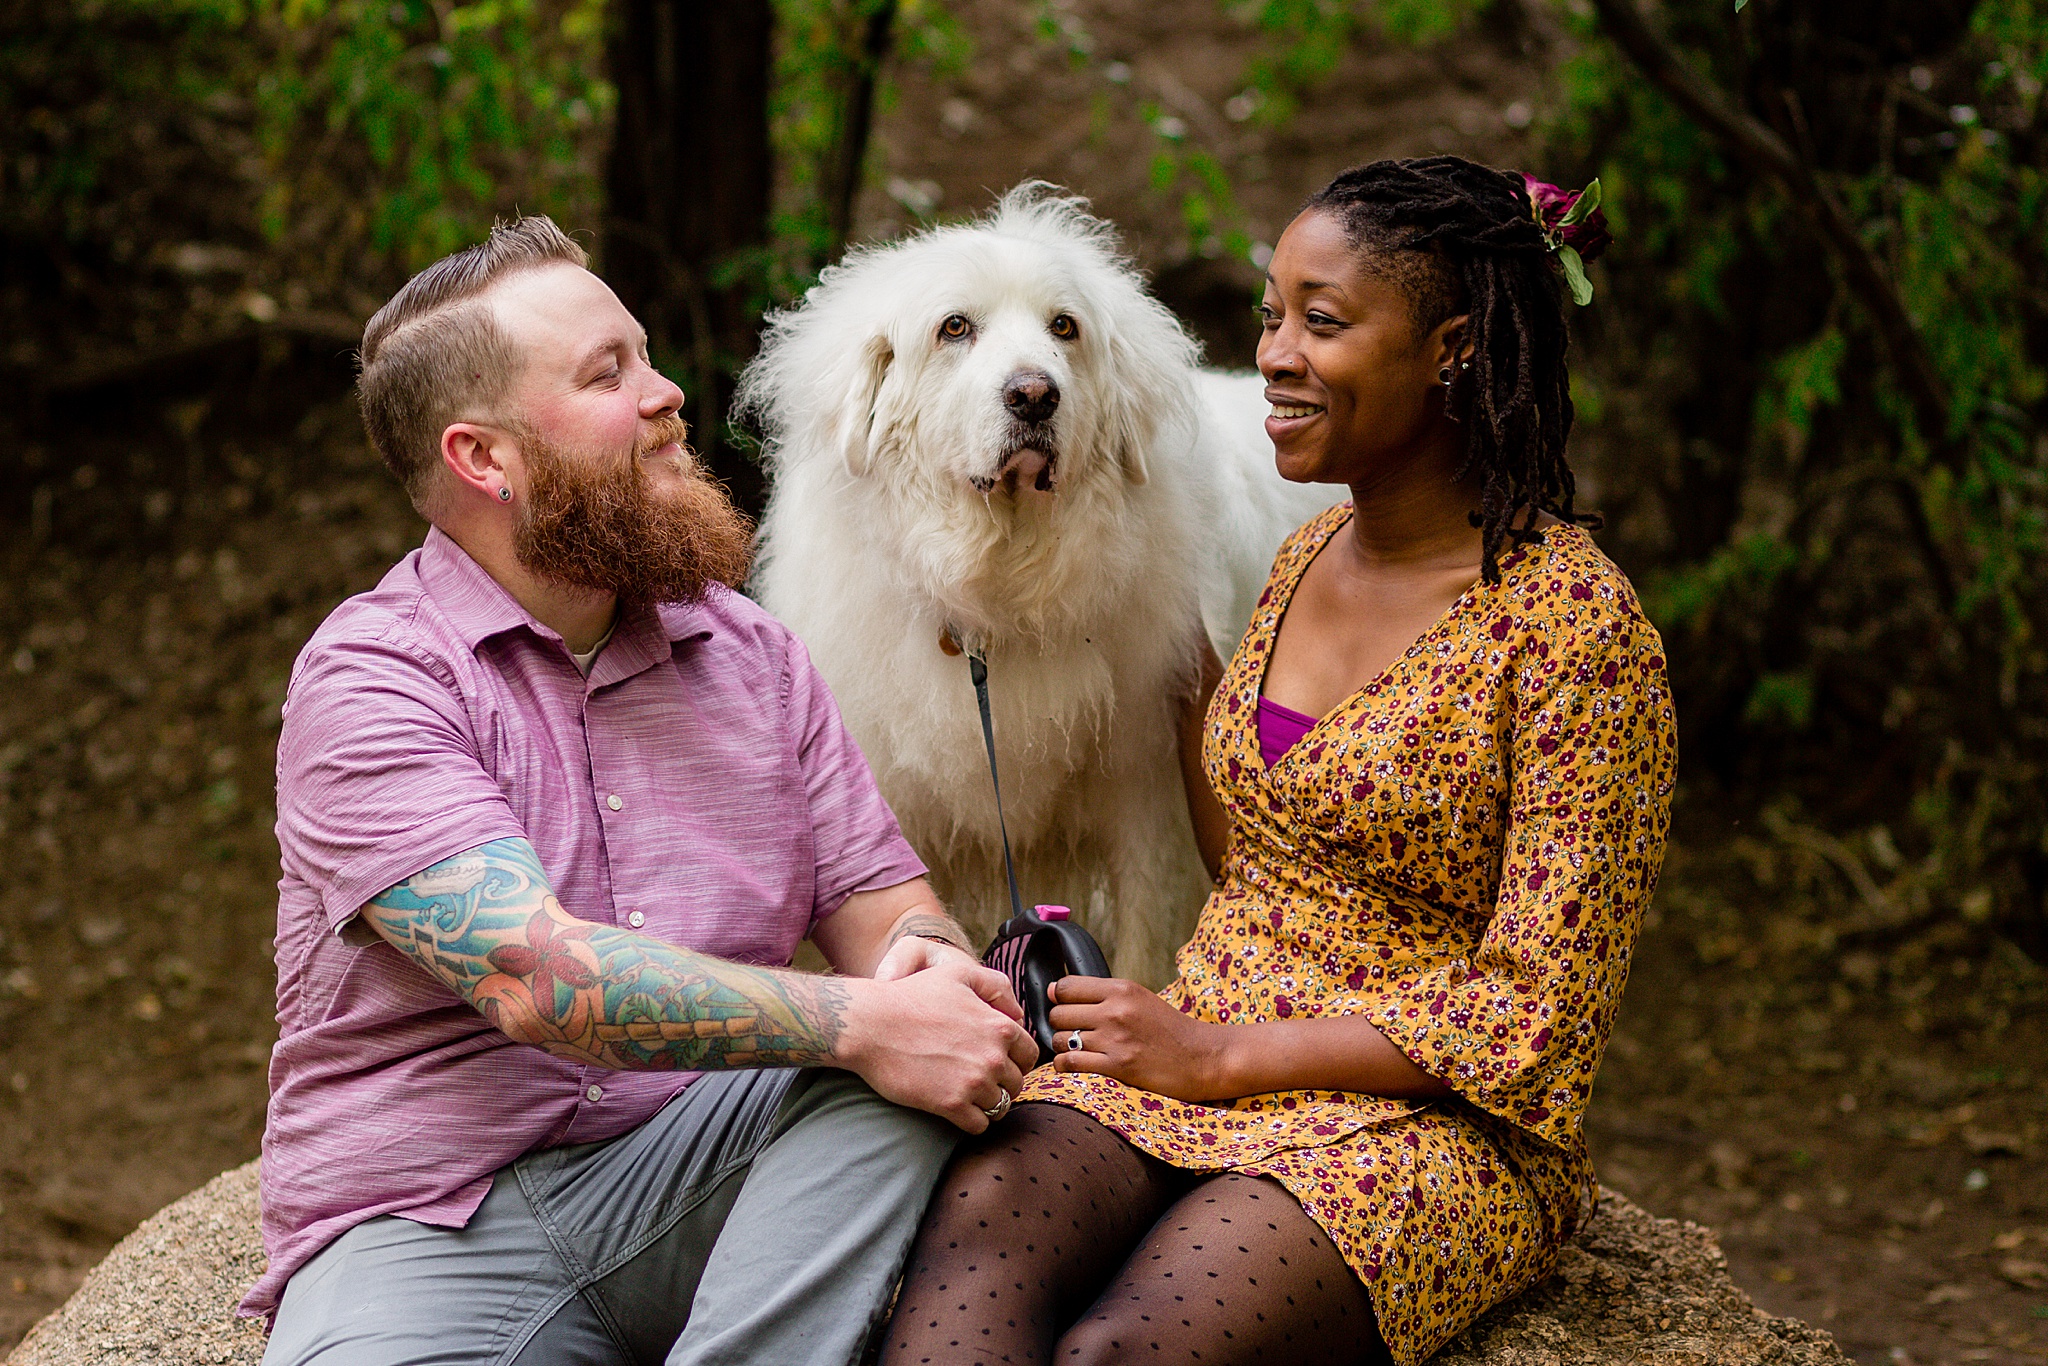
938, 314, 973, 341
1048, 313, 1079, 341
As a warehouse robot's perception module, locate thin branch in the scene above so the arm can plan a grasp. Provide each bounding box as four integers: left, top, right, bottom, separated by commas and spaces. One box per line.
1585, 0, 1953, 451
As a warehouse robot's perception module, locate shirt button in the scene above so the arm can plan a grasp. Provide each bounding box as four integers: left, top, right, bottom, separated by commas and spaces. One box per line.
627, 910, 645, 929
606, 794, 623, 811
586, 1085, 604, 1103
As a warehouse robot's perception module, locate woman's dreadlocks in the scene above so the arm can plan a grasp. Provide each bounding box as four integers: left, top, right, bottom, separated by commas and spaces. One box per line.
1305, 155, 1599, 583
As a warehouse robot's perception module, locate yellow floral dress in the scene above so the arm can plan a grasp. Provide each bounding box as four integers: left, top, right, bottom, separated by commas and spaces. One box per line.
1017, 503, 1678, 1365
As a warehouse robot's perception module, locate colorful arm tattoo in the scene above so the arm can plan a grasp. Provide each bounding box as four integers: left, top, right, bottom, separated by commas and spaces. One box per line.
360, 838, 851, 1071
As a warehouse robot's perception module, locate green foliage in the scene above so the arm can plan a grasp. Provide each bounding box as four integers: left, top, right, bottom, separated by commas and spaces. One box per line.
765, 0, 964, 300
1643, 532, 1801, 631
1753, 328, 1845, 438
253, 0, 608, 266
1743, 670, 1814, 731
1226, 0, 1482, 121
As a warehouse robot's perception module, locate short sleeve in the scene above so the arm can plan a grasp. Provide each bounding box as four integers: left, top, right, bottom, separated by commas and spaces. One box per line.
779, 632, 927, 921
1373, 607, 1676, 1149
277, 630, 529, 928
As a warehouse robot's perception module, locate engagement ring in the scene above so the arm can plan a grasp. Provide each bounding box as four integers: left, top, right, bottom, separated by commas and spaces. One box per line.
1066, 1031, 1085, 1053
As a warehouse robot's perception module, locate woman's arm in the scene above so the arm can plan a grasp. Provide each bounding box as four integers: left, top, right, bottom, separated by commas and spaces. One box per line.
1046, 977, 1453, 1103
1180, 638, 1229, 880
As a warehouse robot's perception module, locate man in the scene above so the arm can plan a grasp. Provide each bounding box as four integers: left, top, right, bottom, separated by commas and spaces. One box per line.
242, 216, 1038, 1366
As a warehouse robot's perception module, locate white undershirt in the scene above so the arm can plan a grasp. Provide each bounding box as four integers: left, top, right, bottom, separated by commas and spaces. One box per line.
568, 620, 616, 677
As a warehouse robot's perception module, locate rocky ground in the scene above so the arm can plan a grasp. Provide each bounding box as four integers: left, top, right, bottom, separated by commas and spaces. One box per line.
4, 1169, 1853, 1366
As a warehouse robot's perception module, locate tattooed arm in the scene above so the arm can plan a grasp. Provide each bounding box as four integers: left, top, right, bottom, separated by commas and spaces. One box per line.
359, 838, 1037, 1131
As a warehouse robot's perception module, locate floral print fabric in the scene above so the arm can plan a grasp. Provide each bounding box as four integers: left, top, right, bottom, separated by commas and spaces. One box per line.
1018, 504, 1677, 1364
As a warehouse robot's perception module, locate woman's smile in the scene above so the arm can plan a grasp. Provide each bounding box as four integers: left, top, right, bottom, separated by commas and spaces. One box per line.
1265, 397, 1326, 439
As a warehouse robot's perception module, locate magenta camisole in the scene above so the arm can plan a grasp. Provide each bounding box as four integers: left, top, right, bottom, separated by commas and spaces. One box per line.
1256, 695, 1319, 769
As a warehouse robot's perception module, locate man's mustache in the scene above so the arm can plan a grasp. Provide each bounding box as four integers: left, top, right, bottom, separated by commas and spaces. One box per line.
637, 415, 693, 463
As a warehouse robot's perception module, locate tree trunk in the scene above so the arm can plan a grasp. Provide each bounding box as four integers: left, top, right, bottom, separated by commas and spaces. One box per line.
601, 0, 774, 519
817, 0, 898, 264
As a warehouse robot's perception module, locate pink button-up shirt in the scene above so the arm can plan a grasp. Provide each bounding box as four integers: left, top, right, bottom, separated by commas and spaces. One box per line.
242, 528, 925, 1317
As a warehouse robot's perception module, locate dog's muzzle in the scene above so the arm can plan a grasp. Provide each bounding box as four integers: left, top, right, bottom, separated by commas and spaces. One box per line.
972, 431, 1060, 494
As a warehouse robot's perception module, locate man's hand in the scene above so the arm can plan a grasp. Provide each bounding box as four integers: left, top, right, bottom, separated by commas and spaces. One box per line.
840, 956, 1040, 1133
872, 935, 1024, 1021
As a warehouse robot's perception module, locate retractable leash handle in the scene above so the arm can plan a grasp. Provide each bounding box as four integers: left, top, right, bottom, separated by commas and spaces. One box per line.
966, 647, 1110, 1066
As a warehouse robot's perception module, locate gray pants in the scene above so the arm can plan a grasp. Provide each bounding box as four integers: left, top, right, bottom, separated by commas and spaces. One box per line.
263, 1069, 957, 1366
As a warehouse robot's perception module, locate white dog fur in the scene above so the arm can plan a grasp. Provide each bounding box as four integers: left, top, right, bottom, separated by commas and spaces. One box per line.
739, 185, 1339, 984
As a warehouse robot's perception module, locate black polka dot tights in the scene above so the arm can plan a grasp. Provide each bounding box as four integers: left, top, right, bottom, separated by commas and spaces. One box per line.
879, 1103, 1390, 1365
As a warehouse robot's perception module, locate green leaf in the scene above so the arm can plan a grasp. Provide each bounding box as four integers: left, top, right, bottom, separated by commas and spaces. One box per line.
1559, 177, 1602, 227
1558, 243, 1594, 305
1734, 0, 1746, 10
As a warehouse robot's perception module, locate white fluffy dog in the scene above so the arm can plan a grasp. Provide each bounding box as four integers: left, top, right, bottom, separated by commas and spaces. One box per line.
739, 185, 1337, 983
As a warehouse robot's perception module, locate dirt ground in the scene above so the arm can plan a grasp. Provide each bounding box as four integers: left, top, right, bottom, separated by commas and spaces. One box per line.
2, 2, 2044, 1362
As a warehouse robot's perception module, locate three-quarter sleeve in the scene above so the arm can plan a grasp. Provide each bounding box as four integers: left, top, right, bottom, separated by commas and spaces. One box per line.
1372, 606, 1677, 1150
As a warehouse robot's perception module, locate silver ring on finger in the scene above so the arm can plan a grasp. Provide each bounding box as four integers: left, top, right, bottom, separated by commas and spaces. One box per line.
981, 1088, 1012, 1123
1066, 1030, 1085, 1054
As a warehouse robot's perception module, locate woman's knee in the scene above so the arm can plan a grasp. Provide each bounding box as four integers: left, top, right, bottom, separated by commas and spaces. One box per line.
1053, 1311, 1170, 1366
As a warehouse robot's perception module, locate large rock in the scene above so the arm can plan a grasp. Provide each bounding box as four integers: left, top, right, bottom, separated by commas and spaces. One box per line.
1435, 1190, 1850, 1365
8, 1166, 1848, 1365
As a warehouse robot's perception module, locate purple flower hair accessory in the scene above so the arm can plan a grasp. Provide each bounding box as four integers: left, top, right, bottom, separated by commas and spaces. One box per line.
1522, 175, 1610, 305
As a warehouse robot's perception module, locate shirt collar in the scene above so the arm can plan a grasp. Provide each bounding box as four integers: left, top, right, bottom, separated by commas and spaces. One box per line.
417, 527, 718, 681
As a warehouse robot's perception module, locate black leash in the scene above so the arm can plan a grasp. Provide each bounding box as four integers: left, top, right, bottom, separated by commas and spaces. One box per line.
966, 648, 1028, 923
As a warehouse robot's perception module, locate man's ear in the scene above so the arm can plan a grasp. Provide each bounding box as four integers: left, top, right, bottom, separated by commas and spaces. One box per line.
441, 422, 516, 503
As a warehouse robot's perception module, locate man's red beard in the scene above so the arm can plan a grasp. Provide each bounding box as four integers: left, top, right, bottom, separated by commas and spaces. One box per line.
512, 414, 755, 605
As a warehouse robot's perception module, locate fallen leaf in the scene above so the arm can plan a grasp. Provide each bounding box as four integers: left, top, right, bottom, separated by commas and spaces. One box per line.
1963, 1127, 2031, 1156
1997, 1257, 2048, 1288
1924, 1283, 1973, 1304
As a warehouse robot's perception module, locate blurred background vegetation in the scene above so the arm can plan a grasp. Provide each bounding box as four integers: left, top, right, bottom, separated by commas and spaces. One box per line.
1, 0, 2045, 1358
8, 0, 2040, 960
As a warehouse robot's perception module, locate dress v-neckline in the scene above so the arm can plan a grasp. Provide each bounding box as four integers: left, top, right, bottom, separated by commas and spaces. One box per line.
1246, 507, 1501, 775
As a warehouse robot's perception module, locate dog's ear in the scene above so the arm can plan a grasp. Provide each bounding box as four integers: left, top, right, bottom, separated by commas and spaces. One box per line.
1102, 326, 1193, 488
835, 334, 895, 478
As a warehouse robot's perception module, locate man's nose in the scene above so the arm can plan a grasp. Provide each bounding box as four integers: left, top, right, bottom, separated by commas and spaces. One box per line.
1002, 370, 1060, 424
643, 370, 685, 417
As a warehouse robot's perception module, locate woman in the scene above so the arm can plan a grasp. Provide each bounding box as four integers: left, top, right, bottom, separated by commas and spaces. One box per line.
879, 155, 1675, 1366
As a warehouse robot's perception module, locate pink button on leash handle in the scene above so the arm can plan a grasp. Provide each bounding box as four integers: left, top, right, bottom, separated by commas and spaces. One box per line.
982, 903, 1110, 1066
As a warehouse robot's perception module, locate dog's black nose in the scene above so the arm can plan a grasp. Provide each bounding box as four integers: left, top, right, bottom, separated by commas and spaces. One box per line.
1003, 371, 1061, 423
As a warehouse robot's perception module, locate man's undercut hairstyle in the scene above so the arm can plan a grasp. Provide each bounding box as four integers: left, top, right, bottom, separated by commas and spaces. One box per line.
1305, 155, 1598, 583
357, 216, 590, 511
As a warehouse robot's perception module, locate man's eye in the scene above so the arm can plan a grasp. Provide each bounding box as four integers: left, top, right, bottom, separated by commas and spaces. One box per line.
1048, 313, 1079, 341
938, 314, 973, 341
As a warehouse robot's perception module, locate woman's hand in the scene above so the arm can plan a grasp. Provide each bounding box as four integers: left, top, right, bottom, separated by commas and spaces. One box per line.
1049, 978, 1458, 1105
1047, 977, 1237, 1102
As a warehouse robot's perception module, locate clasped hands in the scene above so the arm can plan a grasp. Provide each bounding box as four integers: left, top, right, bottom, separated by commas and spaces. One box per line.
856, 940, 1247, 1129
851, 935, 1037, 1134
